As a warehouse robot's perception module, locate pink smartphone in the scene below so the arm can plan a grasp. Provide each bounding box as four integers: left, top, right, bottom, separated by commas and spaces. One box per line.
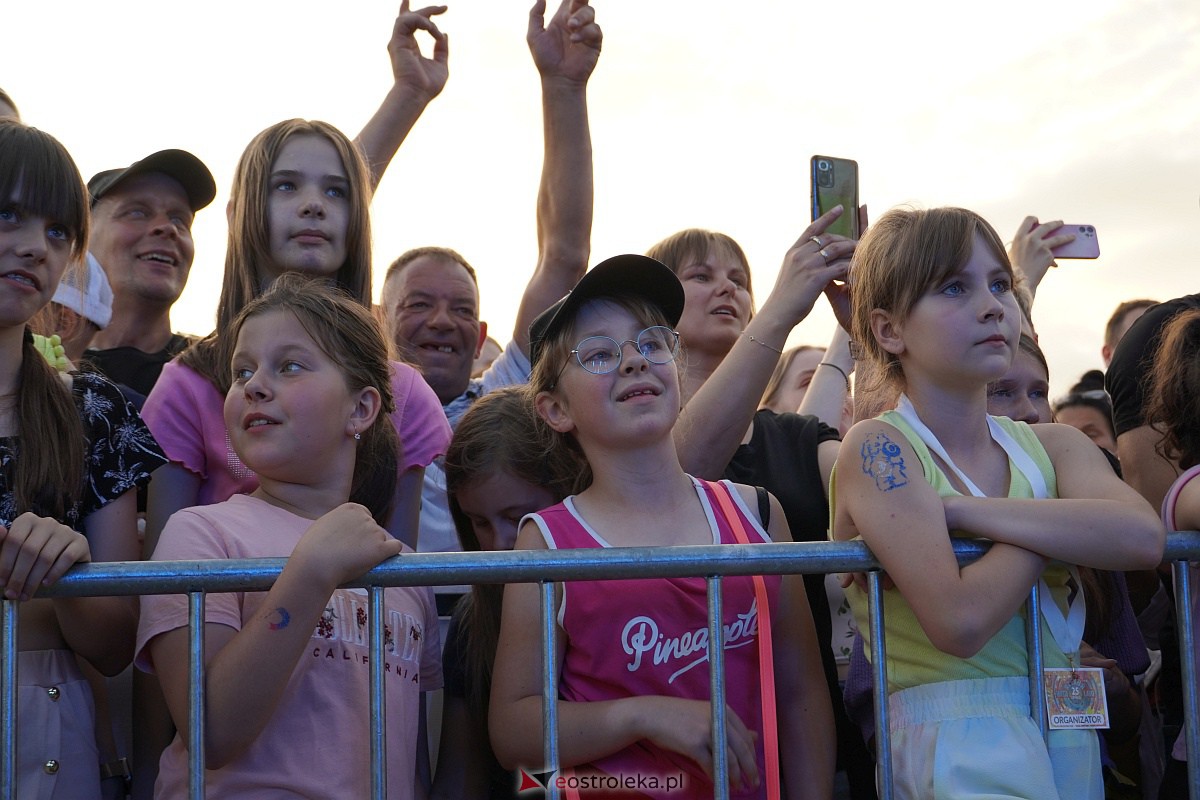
1048, 223, 1100, 259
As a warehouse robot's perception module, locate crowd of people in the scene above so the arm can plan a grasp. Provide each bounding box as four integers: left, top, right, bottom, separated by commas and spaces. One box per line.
1, 1, 1197, 798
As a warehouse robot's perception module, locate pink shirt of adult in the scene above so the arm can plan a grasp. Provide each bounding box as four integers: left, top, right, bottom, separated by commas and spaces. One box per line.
143, 359, 451, 506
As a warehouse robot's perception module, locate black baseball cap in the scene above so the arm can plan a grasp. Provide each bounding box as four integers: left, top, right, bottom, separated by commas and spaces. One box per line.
88, 149, 216, 212
528, 254, 685, 369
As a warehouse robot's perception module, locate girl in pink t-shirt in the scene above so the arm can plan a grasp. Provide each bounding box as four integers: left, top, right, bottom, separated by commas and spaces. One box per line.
138, 117, 448, 795
138, 274, 440, 798
488, 255, 835, 799
142, 118, 448, 550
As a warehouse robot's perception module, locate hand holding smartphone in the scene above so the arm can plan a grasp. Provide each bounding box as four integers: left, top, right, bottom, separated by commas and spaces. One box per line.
1046, 223, 1100, 259
810, 156, 859, 239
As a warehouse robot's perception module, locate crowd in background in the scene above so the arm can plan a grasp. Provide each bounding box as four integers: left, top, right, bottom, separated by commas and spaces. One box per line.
1, 1, 1197, 798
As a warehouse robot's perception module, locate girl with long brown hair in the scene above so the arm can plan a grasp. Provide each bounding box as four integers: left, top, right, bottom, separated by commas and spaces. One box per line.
0, 119, 166, 798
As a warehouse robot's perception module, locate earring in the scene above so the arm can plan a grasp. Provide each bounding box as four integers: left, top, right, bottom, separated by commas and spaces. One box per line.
353, 431, 362, 441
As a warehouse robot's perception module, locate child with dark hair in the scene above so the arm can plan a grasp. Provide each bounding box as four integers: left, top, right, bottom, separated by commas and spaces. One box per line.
1055, 371, 1117, 455
433, 387, 586, 798
0, 118, 166, 798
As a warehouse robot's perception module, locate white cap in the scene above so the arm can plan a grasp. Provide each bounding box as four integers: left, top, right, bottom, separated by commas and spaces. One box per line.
53, 253, 114, 329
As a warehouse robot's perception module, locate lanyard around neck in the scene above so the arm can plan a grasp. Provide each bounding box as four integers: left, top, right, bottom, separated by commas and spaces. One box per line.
893, 394, 1084, 658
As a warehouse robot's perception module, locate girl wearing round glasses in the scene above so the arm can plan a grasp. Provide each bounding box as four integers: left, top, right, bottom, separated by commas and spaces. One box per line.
489, 255, 834, 799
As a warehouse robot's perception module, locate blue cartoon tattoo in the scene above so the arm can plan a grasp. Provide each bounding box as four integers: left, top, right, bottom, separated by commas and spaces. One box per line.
861, 433, 908, 492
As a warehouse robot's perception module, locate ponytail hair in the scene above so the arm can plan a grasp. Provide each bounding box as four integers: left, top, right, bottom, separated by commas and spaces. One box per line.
13, 333, 85, 520
227, 273, 400, 524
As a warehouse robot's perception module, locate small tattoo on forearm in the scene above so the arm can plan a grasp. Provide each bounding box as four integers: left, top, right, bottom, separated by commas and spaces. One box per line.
861, 433, 908, 492
266, 607, 291, 631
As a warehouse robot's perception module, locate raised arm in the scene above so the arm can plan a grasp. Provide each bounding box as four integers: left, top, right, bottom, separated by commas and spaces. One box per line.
355, 1, 450, 189
798, 324, 854, 433
513, 0, 601, 355
835, 421, 1048, 657
675, 208, 853, 478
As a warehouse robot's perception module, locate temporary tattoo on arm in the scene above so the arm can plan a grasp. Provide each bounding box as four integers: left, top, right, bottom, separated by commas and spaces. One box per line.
265, 607, 291, 631
861, 433, 909, 492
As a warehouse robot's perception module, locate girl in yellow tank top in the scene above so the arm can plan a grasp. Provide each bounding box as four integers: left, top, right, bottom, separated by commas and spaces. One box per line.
831, 207, 1164, 799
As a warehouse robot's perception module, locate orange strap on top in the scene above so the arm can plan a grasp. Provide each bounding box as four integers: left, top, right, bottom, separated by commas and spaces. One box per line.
709, 480, 781, 800
560, 482, 778, 800
564, 772, 580, 800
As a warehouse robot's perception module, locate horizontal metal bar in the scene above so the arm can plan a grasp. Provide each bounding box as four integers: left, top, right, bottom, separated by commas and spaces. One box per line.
31, 530, 1200, 598
34, 539, 1006, 598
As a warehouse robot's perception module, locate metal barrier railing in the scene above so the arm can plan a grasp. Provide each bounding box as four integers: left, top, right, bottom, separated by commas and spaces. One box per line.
4, 533, 1199, 800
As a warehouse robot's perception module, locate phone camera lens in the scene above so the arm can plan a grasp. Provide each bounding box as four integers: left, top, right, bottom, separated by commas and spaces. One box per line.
817, 160, 831, 171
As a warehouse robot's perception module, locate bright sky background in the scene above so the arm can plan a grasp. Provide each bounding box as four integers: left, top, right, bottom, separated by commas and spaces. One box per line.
5, 0, 1199, 398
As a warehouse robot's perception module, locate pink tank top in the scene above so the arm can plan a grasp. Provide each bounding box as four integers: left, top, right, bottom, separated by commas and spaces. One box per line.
525, 478, 779, 799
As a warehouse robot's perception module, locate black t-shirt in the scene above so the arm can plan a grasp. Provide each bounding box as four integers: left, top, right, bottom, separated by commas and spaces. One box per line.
83, 333, 192, 401
721, 409, 840, 543
1107, 295, 1200, 436
721, 409, 841, 685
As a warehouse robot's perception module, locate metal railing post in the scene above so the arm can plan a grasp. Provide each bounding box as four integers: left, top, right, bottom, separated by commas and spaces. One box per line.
1025, 582, 1047, 740
867, 572, 892, 800
1173, 561, 1199, 800
542, 581, 560, 800
707, 576, 729, 800
188, 591, 206, 800
369, 585, 386, 800
1, 599, 17, 800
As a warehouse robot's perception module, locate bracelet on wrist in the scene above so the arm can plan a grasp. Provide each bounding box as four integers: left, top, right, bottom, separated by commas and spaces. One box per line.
742, 330, 783, 355
818, 361, 851, 391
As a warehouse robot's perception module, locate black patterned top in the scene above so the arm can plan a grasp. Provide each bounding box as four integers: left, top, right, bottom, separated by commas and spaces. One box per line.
0, 371, 167, 531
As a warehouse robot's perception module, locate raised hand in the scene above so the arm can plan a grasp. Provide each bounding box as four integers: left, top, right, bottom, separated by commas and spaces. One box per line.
1009, 216, 1074, 297
387, 1, 450, 104
0, 512, 91, 601
762, 205, 857, 332
528, 0, 602, 85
